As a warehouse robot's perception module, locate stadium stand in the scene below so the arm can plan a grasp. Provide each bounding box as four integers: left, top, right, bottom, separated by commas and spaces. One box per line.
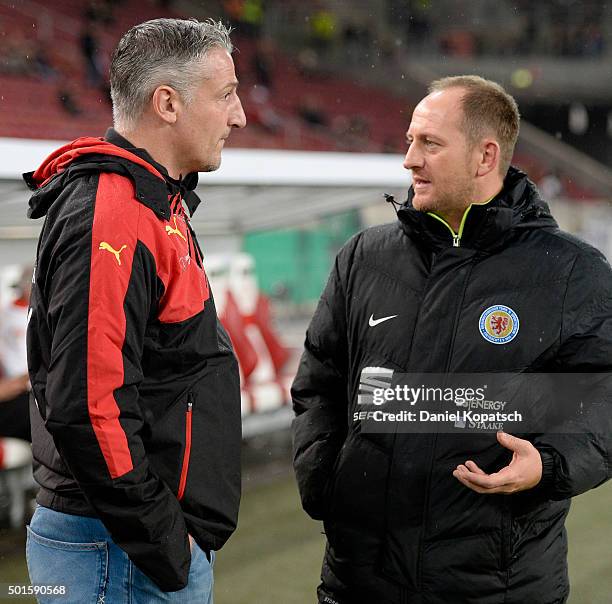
0, 0, 605, 200
0, 0, 408, 152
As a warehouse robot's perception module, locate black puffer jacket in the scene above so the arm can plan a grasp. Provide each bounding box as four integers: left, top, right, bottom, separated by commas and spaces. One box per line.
292, 168, 612, 604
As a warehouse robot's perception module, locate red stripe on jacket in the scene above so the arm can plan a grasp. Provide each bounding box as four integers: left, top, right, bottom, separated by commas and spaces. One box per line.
86, 171, 211, 477
87, 173, 137, 478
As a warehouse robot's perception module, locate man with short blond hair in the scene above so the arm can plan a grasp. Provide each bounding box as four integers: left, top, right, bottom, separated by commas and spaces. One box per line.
428, 75, 520, 175
25, 18, 245, 603
293, 76, 612, 603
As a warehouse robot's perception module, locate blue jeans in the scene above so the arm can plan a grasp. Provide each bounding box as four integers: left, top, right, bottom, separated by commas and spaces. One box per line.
26, 505, 214, 603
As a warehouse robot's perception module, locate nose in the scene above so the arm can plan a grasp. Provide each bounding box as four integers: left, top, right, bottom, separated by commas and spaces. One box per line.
403, 141, 422, 171
230, 94, 247, 129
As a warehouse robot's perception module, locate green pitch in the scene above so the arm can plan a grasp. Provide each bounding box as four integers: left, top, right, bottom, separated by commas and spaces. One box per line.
215, 476, 612, 604
0, 477, 610, 603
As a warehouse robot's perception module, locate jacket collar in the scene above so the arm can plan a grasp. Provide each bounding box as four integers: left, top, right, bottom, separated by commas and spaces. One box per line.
104, 128, 202, 217
396, 167, 557, 252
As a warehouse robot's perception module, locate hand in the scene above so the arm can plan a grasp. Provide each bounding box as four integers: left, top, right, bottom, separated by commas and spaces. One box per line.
0, 374, 30, 402
452, 431, 542, 494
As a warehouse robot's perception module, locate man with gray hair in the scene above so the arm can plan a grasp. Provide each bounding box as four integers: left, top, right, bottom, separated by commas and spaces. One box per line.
23, 18, 245, 602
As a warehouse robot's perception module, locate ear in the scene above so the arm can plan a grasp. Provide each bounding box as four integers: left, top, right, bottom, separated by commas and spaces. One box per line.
475, 139, 500, 177
151, 85, 181, 125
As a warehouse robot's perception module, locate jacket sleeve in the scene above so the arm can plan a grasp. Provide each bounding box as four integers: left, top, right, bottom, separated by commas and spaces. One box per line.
533, 249, 612, 500
291, 237, 357, 520
37, 174, 190, 591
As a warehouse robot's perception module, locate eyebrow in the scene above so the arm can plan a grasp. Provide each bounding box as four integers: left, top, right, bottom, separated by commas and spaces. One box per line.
221, 80, 239, 92
406, 132, 443, 143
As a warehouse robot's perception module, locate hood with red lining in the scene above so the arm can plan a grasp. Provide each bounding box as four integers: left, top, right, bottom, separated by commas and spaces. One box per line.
26, 137, 165, 189
23, 137, 166, 219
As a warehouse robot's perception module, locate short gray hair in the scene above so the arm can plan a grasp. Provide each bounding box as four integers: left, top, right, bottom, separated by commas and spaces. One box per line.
110, 18, 233, 131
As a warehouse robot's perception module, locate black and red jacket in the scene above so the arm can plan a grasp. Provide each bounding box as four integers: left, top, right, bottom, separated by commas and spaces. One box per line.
24, 129, 241, 592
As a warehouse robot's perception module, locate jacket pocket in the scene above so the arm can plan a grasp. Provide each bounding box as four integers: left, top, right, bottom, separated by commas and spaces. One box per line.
328, 433, 390, 522
177, 394, 194, 501
178, 360, 242, 550
324, 433, 390, 564
292, 405, 346, 521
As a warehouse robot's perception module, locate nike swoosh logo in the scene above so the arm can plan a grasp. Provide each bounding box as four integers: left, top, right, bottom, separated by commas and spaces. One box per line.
369, 314, 398, 327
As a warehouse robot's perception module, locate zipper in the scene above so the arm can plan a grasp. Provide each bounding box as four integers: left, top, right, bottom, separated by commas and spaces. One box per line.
426, 205, 473, 247
426, 190, 499, 247
176, 199, 195, 266
177, 396, 193, 501
388, 263, 437, 590
186, 220, 205, 269
172, 193, 204, 270
500, 498, 513, 570
415, 249, 476, 588
405, 194, 496, 587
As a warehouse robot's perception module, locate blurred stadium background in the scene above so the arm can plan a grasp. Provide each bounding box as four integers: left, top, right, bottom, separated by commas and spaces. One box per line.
0, 0, 611, 602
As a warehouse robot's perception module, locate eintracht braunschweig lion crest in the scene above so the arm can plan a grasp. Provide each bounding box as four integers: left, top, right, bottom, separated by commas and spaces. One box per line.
479, 305, 519, 344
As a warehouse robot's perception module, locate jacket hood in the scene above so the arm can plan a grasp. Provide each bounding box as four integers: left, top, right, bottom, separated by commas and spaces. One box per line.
25, 137, 165, 188
23, 137, 167, 219
394, 166, 558, 251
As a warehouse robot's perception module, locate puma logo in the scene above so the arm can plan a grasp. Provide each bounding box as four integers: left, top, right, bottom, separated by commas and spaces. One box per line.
165, 215, 187, 242
99, 242, 127, 265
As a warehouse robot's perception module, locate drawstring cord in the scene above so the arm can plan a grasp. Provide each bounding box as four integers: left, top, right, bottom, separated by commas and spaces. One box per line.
384, 193, 409, 215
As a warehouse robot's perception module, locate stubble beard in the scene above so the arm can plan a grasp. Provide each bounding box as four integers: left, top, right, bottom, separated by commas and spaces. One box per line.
200, 157, 222, 173
438, 180, 476, 221
421, 166, 477, 226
